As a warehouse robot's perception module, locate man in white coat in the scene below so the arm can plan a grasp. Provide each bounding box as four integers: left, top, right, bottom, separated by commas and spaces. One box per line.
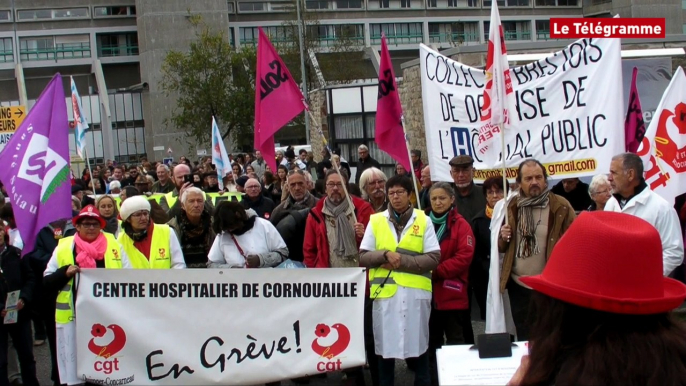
605, 152, 684, 276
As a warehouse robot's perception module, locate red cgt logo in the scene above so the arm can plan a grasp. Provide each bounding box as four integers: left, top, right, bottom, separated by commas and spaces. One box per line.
89, 323, 127, 375
312, 323, 351, 373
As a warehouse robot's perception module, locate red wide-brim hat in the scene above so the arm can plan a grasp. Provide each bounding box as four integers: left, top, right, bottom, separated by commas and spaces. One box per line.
520, 211, 686, 315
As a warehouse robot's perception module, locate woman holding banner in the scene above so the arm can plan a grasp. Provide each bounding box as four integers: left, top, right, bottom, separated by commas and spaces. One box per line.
44, 206, 132, 385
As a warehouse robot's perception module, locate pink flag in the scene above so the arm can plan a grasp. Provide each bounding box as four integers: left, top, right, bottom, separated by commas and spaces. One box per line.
477, 1, 513, 168
625, 67, 646, 153
375, 33, 411, 172
254, 27, 307, 173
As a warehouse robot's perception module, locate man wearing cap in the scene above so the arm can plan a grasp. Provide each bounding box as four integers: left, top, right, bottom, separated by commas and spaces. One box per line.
118, 196, 186, 269
605, 152, 684, 276
159, 163, 213, 219
203, 173, 221, 193
71, 185, 84, 204
449, 155, 486, 222
497, 159, 575, 340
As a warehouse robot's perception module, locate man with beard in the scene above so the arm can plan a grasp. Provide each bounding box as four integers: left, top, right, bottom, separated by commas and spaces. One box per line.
303, 170, 373, 386
271, 170, 319, 263
497, 159, 575, 340
449, 155, 486, 222
359, 167, 389, 213
241, 178, 276, 219
167, 188, 215, 268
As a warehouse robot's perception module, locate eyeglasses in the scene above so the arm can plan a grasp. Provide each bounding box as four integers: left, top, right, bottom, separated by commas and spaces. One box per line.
79, 222, 101, 229
245, 185, 261, 190
326, 182, 344, 189
388, 189, 407, 197
592, 189, 611, 195
130, 211, 150, 219
288, 169, 306, 176
486, 190, 504, 196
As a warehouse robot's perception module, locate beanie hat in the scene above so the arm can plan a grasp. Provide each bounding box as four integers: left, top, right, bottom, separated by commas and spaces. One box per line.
236, 175, 249, 188
119, 195, 151, 221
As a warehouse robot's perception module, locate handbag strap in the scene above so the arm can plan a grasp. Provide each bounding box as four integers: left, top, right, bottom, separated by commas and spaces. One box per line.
229, 233, 247, 258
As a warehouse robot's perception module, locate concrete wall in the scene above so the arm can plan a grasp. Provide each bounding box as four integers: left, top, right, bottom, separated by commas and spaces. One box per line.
135, 0, 229, 160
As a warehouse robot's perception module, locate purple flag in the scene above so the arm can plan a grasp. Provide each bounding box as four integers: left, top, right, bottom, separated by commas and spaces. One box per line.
625, 67, 646, 153
0, 74, 72, 256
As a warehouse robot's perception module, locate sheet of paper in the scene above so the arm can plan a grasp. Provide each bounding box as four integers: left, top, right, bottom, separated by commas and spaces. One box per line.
5, 290, 19, 309
56, 322, 81, 385
437, 342, 529, 386
3, 310, 17, 324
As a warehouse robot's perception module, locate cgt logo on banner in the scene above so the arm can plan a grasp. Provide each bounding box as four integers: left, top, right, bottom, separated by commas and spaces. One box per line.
420, 38, 624, 182
76, 269, 366, 385
84, 323, 135, 384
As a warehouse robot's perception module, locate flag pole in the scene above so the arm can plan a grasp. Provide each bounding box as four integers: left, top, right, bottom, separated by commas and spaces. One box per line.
499, 123, 508, 225
83, 148, 95, 193
307, 108, 358, 223
400, 116, 422, 210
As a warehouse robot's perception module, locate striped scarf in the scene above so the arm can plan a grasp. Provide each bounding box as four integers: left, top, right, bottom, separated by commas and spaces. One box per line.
516, 190, 550, 259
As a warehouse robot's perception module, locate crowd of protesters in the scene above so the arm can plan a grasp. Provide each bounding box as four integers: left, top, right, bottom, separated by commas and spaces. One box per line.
0, 143, 684, 386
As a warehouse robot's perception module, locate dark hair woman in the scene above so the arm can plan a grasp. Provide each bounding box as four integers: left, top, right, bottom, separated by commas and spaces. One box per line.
470, 176, 509, 321
208, 202, 288, 269
508, 211, 686, 386
425, 182, 476, 383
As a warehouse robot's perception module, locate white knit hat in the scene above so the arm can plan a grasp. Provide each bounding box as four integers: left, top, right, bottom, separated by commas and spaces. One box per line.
119, 196, 151, 221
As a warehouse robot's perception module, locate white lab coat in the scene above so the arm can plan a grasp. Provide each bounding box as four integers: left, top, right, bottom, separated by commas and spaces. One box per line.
485, 192, 517, 336
605, 188, 684, 276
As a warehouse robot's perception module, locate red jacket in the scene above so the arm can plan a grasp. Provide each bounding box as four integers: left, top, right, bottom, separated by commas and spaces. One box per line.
431, 208, 475, 310
303, 196, 374, 268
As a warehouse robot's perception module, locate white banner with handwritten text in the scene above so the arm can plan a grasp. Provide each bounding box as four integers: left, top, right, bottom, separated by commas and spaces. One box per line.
420, 38, 624, 182
75, 269, 366, 385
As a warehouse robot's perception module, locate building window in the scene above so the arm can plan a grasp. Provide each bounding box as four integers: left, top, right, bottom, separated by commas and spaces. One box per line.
94, 6, 136, 17
485, 21, 531, 40
371, 23, 423, 44
53, 8, 89, 18
20, 35, 90, 61
683, 0, 686, 9
400, 0, 412, 7
429, 22, 480, 43
378, 0, 390, 7
306, 0, 330, 9
0, 37, 12, 63
536, 20, 550, 39
427, 0, 437, 7
228, 2, 236, 13
0, 10, 10, 22
336, 0, 362, 8
590, 0, 611, 4
683, 23, 686, 34
16, 9, 52, 20
536, 0, 576, 4
238, 2, 266, 12
97, 33, 138, 57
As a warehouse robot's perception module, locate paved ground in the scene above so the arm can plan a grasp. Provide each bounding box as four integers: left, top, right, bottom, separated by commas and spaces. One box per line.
32, 320, 486, 386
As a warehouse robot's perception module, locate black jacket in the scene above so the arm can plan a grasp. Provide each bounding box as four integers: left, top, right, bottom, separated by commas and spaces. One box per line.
241, 195, 276, 219
551, 181, 593, 213
355, 156, 381, 185
0, 245, 35, 320
274, 208, 311, 263
470, 209, 492, 274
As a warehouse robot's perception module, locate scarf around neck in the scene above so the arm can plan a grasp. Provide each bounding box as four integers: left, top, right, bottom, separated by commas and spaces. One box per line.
429, 210, 449, 242
123, 221, 149, 242
102, 216, 119, 235
74, 232, 107, 269
389, 206, 413, 235
323, 198, 358, 259
180, 211, 210, 239
516, 190, 550, 258
485, 205, 494, 219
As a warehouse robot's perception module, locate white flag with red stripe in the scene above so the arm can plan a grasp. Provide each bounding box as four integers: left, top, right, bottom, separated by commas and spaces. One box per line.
477, 1, 513, 168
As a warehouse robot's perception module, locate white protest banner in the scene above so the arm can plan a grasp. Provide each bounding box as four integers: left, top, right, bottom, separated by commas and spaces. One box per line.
420, 38, 624, 182
637, 66, 686, 204
75, 268, 366, 385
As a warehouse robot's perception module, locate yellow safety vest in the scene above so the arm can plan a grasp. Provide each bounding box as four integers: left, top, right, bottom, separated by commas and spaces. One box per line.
368, 209, 432, 299
206, 192, 242, 205
54, 233, 123, 324
118, 224, 173, 269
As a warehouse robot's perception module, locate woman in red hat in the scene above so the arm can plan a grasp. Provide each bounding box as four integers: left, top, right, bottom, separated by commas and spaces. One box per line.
508, 211, 686, 386
43, 205, 131, 386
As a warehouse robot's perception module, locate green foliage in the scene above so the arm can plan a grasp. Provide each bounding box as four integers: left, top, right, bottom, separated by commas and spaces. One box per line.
160, 17, 257, 150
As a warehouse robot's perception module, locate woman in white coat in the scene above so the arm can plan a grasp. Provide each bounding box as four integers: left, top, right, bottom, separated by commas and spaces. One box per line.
208, 202, 288, 268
